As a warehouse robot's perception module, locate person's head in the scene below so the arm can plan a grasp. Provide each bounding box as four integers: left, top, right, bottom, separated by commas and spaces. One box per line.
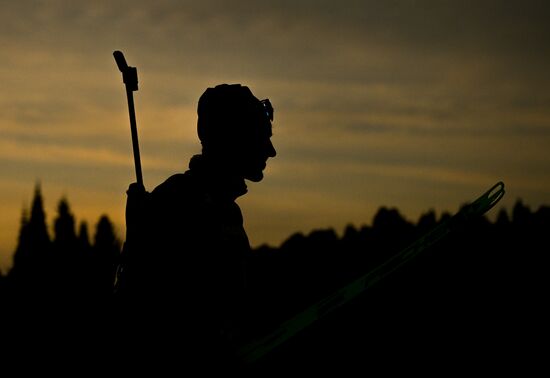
197, 84, 276, 182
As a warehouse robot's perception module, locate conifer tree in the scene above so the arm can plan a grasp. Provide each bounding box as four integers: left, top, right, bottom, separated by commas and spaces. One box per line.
92, 215, 121, 298
78, 221, 91, 253
9, 183, 51, 296
28, 183, 51, 254
54, 198, 77, 251
51, 197, 81, 298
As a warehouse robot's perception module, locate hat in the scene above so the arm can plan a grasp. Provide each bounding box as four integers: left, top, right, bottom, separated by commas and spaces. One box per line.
197, 84, 272, 147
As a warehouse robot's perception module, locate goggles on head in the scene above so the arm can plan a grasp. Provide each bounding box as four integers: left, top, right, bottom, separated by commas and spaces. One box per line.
261, 99, 274, 122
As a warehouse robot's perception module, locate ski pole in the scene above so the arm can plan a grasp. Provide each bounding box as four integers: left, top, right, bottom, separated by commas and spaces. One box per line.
113, 50, 143, 187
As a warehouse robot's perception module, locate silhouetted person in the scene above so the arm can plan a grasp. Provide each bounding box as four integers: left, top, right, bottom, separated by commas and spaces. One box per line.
115, 84, 276, 371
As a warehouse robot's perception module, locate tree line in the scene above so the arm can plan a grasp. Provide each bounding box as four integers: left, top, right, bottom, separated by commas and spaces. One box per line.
1, 183, 547, 315
1, 184, 121, 304
0, 183, 547, 370
245, 200, 549, 370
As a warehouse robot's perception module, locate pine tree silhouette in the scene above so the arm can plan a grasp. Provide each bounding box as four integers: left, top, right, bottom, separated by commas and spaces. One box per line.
28, 183, 51, 249
9, 183, 52, 298
78, 221, 91, 255
92, 215, 121, 300
54, 198, 77, 252
51, 197, 84, 300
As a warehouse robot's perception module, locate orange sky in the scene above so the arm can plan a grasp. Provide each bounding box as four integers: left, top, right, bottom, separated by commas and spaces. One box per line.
1, 1, 550, 273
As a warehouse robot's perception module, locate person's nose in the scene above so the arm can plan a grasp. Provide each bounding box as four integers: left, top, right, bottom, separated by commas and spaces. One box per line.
267, 139, 276, 158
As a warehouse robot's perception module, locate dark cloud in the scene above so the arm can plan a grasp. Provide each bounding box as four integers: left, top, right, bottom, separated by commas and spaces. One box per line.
3, 1, 549, 84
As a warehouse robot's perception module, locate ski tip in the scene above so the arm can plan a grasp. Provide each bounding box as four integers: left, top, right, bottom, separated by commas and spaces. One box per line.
465, 181, 506, 218
486, 181, 505, 210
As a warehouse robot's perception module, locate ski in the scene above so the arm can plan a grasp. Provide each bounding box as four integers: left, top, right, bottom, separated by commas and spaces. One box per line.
237, 181, 505, 364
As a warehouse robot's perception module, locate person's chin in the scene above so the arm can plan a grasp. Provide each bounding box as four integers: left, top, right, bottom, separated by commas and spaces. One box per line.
245, 170, 264, 182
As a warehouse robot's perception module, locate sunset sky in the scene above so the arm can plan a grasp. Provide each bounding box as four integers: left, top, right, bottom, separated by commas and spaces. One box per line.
1, 1, 549, 273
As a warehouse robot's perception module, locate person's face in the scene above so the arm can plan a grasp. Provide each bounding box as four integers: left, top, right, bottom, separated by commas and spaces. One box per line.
236, 117, 276, 182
